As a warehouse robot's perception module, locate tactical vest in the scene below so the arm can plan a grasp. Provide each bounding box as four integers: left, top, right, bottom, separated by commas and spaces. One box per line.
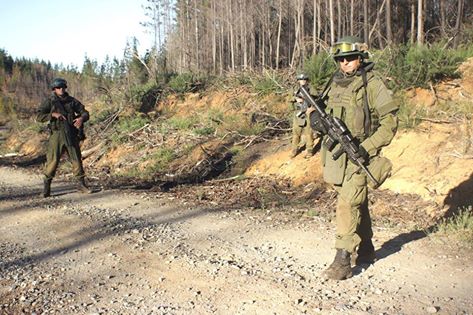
327, 74, 380, 141
322, 71, 381, 185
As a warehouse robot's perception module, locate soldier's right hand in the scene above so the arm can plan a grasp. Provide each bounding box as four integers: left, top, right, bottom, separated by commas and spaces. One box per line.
51, 112, 66, 120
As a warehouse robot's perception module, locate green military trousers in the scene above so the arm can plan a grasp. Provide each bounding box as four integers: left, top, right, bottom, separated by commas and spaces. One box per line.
291, 115, 314, 152
44, 130, 85, 180
333, 167, 373, 253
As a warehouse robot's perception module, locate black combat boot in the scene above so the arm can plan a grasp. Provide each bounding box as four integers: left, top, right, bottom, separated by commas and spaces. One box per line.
355, 240, 376, 265
43, 178, 52, 198
77, 177, 92, 194
322, 249, 352, 280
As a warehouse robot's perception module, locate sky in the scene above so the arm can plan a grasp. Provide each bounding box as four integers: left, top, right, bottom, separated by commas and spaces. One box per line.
0, 0, 153, 69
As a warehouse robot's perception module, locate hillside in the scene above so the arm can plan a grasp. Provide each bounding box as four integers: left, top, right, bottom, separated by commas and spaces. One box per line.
1, 59, 473, 225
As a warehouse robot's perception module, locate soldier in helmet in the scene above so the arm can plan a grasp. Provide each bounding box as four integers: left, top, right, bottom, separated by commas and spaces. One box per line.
291, 73, 315, 159
37, 78, 92, 197
315, 36, 399, 280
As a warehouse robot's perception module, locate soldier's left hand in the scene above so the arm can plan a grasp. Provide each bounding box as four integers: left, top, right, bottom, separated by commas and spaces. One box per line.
73, 117, 83, 128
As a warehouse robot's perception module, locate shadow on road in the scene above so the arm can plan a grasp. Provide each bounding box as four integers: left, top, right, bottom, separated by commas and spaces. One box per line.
352, 226, 435, 276
0, 190, 225, 271
0, 186, 111, 218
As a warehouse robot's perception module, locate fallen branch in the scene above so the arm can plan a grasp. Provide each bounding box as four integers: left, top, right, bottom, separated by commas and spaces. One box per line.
128, 123, 150, 137
209, 175, 246, 183
448, 150, 473, 160
81, 142, 106, 159
419, 117, 454, 124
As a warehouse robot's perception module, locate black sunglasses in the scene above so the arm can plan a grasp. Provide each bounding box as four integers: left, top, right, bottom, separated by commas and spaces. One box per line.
335, 55, 359, 62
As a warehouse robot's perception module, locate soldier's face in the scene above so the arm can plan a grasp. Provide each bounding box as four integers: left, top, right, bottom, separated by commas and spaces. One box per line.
54, 87, 66, 96
298, 79, 308, 87
337, 55, 361, 74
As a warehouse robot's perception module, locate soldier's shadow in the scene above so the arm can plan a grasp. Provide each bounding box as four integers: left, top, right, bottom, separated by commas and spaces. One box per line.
50, 181, 101, 197
352, 227, 432, 276
352, 173, 473, 276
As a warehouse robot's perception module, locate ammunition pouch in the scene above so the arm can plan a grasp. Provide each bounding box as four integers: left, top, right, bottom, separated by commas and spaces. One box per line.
366, 156, 392, 189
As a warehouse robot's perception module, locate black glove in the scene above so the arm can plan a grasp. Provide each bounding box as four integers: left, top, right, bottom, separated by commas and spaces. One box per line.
309, 110, 327, 134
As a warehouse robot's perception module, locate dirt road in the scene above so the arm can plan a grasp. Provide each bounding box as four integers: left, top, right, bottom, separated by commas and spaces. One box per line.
1, 166, 472, 315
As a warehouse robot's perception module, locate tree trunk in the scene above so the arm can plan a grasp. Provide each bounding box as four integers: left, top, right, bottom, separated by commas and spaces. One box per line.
386, 0, 393, 44
453, 0, 464, 48
219, 7, 224, 74
276, 0, 282, 69
313, 0, 317, 55
410, 3, 416, 44
194, 0, 200, 70
243, 0, 248, 70
337, 0, 341, 38
317, 0, 321, 43
329, 0, 335, 44
228, 3, 235, 71
290, 0, 303, 68
211, 0, 217, 73
439, 0, 447, 38
350, 0, 354, 36
368, 0, 386, 47
417, 0, 424, 45
363, 0, 369, 44
300, 0, 305, 62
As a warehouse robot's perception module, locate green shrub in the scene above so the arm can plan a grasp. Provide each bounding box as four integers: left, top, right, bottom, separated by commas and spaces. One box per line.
168, 73, 214, 94
207, 108, 225, 123
218, 72, 253, 90
111, 115, 150, 143
127, 82, 161, 112
193, 126, 215, 136
89, 107, 117, 125
116, 115, 149, 133
434, 207, 473, 243
0, 96, 16, 117
222, 114, 265, 136
168, 116, 197, 130
435, 100, 473, 120
234, 72, 252, 86
168, 73, 193, 93
374, 42, 473, 90
397, 95, 426, 129
250, 71, 285, 96
25, 121, 45, 133
148, 147, 175, 172
303, 51, 337, 90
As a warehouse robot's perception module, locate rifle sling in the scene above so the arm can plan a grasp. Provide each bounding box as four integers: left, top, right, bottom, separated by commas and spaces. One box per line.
360, 67, 371, 138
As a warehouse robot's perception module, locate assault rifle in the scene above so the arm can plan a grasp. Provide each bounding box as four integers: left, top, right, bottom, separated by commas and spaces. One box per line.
51, 102, 74, 147
297, 85, 379, 187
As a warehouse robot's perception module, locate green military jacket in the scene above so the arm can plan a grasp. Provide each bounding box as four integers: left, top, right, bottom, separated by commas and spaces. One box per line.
37, 92, 89, 141
322, 62, 399, 185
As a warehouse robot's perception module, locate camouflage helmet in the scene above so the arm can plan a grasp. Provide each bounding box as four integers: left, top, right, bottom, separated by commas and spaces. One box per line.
331, 36, 369, 59
296, 73, 309, 81
50, 78, 67, 90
